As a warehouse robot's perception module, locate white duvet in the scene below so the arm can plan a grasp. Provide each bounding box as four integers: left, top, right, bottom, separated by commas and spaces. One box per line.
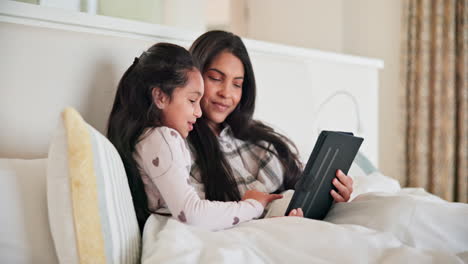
142, 173, 468, 263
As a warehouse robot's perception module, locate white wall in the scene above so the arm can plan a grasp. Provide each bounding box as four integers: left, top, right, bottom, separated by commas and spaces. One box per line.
244, 0, 343, 53
0, 2, 381, 163
1, 1, 398, 179
163, 0, 206, 31
98, 0, 163, 24
242, 0, 404, 181
342, 0, 404, 182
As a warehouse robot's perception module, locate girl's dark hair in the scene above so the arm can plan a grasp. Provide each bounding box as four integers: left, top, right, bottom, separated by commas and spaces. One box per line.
107, 43, 199, 231
188, 30, 302, 202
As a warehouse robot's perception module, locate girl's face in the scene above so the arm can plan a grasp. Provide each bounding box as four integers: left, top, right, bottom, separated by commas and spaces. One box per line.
200, 51, 244, 134
154, 69, 204, 138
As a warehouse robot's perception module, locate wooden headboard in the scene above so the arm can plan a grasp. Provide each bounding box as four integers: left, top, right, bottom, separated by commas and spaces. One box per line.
0, 1, 383, 165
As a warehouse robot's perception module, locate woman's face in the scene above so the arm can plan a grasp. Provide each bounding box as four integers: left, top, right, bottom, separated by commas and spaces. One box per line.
201, 51, 244, 133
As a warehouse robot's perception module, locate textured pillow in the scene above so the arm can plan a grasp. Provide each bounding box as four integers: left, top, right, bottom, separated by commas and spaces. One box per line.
352, 151, 378, 175
0, 158, 58, 264
47, 107, 141, 264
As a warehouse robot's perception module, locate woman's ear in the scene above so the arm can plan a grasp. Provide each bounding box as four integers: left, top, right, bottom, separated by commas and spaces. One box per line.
152, 87, 169, 109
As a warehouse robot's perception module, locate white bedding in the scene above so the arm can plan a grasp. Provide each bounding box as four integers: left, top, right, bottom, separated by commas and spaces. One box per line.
142, 173, 468, 263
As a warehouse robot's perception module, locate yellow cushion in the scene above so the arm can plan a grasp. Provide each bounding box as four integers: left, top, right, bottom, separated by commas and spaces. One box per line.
47, 107, 140, 264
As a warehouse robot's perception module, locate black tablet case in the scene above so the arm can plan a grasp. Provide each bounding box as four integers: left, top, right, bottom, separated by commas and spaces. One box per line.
285, 131, 363, 219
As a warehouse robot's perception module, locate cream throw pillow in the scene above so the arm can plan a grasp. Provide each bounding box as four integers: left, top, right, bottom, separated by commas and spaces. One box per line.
47, 107, 140, 264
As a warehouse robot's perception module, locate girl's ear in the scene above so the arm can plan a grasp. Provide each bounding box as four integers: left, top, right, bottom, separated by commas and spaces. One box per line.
152, 87, 169, 109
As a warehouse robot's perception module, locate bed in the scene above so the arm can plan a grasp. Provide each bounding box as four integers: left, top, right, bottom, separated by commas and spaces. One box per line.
1, 2, 467, 263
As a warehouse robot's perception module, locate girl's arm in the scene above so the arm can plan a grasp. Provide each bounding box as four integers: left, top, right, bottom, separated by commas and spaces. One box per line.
135, 127, 269, 231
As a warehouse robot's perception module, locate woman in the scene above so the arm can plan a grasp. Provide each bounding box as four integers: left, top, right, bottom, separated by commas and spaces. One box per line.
187, 30, 353, 214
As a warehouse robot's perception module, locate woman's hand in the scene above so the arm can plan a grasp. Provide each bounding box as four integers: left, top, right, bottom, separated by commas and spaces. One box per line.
330, 169, 354, 202
242, 190, 283, 208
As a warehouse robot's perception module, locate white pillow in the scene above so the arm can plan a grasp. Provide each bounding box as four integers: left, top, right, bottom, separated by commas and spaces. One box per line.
0, 158, 58, 264
47, 107, 141, 264
348, 152, 401, 200
264, 152, 401, 218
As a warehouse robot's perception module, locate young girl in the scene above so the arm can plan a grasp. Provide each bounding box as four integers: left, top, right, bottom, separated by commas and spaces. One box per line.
187, 31, 354, 209
107, 43, 283, 231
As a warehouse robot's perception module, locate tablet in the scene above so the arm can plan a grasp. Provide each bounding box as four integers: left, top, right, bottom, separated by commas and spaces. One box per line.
285, 131, 363, 219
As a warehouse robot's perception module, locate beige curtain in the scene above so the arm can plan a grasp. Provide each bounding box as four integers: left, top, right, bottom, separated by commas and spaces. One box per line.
401, 0, 467, 202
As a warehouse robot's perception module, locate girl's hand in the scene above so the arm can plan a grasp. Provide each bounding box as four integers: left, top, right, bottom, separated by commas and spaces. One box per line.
331, 169, 354, 202
287, 208, 304, 217
242, 190, 283, 208
271, 208, 304, 218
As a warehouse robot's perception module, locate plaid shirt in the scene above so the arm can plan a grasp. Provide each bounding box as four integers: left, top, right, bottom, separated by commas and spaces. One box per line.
189, 126, 285, 199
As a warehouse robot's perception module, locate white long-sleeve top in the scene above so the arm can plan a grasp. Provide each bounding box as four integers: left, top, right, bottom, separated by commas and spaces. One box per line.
134, 126, 264, 231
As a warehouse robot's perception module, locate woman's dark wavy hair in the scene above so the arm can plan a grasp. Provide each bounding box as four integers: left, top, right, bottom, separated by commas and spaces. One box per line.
107, 43, 199, 231
188, 30, 302, 202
